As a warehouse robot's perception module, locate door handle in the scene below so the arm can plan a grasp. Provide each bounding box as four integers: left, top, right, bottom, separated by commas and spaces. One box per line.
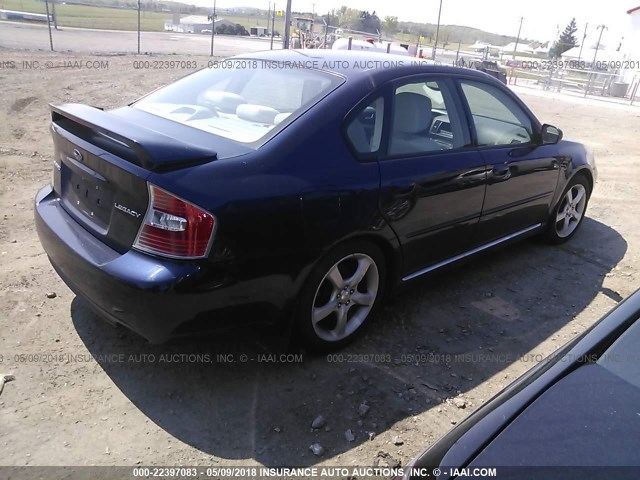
461, 168, 489, 180
393, 184, 418, 196
491, 166, 512, 182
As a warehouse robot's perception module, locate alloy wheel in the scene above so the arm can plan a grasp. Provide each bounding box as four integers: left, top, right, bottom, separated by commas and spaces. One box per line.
555, 184, 587, 238
311, 253, 379, 342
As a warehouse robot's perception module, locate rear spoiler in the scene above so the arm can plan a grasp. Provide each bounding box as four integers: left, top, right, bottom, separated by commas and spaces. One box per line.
50, 103, 217, 172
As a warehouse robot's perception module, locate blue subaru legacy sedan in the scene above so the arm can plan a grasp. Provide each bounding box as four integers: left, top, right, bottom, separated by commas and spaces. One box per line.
35, 50, 596, 350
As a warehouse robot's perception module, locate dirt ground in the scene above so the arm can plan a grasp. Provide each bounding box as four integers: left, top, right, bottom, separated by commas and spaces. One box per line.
1, 49, 639, 471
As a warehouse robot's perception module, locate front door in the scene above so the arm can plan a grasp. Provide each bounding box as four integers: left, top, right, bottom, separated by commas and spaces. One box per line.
457, 79, 561, 243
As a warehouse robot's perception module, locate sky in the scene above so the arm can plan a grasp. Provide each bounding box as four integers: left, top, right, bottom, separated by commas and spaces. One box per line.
196, 0, 638, 48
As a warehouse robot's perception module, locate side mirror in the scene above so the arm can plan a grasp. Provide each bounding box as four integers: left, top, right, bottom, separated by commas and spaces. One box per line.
541, 124, 563, 145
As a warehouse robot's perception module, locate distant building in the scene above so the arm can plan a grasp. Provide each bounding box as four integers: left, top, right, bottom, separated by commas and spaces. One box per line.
164, 16, 234, 34
470, 41, 499, 58
629, 5, 640, 36
532, 43, 550, 55
470, 41, 491, 52
249, 26, 267, 37
623, 6, 640, 86
0, 9, 52, 23
499, 42, 534, 55
561, 46, 625, 65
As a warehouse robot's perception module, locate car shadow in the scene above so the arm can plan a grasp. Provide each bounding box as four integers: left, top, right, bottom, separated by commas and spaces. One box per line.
71, 217, 626, 466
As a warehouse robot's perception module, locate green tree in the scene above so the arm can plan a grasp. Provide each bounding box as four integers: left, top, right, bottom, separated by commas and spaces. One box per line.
442, 33, 450, 49
383, 15, 398, 34
551, 18, 578, 57
360, 10, 381, 33
334, 7, 380, 33
231, 24, 249, 35
335, 6, 362, 30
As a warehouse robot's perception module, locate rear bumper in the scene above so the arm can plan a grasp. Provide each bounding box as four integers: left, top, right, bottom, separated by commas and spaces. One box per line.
35, 185, 290, 343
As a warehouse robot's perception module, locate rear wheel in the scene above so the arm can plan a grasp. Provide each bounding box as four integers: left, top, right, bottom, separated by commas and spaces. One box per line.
546, 174, 590, 244
296, 241, 386, 351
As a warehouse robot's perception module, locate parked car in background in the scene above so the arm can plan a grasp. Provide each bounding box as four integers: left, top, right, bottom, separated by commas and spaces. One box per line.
472, 59, 508, 84
402, 289, 640, 479
35, 50, 595, 350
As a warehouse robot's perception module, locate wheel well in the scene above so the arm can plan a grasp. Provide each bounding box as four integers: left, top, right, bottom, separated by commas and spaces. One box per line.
573, 168, 593, 194
361, 235, 398, 286
288, 234, 399, 338
298, 234, 401, 296
336, 234, 399, 292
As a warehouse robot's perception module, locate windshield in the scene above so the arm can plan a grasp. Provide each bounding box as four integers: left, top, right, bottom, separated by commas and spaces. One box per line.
134, 62, 343, 144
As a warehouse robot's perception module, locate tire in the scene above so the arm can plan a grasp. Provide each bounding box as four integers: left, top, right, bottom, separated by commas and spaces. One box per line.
546, 173, 591, 244
295, 240, 387, 351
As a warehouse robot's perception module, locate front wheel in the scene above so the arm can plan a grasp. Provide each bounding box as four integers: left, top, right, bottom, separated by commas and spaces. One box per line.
546, 174, 591, 244
295, 241, 387, 351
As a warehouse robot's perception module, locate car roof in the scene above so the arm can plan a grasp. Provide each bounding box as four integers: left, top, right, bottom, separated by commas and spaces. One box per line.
234, 49, 492, 83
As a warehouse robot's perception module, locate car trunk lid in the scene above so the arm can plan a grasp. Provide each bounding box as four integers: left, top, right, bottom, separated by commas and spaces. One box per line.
50, 103, 218, 253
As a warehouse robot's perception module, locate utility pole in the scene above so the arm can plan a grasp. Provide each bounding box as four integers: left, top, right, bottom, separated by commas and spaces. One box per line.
585, 24, 607, 97
51, 0, 58, 29
209, 0, 217, 57
137, 0, 141, 54
270, 4, 276, 50
592, 24, 607, 66
283, 0, 292, 49
44, 0, 54, 51
432, 0, 443, 60
324, 12, 329, 49
513, 16, 524, 59
577, 23, 588, 65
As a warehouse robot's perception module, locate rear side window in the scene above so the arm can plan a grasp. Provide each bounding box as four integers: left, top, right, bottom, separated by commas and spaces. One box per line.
345, 96, 384, 155
388, 79, 468, 156
459, 80, 533, 146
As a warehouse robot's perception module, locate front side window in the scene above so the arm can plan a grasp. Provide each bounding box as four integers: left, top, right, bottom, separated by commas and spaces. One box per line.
389, 79, 467, 156
134, 63, 343, 144
459, 80, 534, 146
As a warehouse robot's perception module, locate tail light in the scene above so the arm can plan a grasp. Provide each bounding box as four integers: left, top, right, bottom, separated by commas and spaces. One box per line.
133, 184, 215, 259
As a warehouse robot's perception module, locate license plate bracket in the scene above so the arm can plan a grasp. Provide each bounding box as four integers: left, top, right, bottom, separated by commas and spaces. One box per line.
61, 159, 113, 230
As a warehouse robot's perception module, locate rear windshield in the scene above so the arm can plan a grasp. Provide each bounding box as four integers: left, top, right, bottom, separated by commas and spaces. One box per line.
133, 61, 343, 144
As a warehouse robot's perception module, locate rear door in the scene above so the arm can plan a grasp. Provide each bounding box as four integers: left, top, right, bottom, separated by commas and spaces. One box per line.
457, 79, 561, 243
376, 76, 488, 279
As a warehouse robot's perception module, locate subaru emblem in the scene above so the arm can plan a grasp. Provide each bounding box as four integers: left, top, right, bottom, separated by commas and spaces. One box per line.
73, 148, 83, 162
